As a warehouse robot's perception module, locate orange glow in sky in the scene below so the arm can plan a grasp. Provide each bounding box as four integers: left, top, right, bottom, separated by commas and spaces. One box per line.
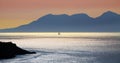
0, 0, 120, 29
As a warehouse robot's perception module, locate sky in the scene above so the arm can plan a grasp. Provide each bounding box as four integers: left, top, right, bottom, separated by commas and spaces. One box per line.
0, 0, 120, 29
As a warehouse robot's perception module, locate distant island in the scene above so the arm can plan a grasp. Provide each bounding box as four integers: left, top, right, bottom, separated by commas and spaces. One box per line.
0, 11, 120, 32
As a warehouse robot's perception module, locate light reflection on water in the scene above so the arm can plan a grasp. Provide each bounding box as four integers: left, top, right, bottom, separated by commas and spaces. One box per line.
0, 33, 120, 63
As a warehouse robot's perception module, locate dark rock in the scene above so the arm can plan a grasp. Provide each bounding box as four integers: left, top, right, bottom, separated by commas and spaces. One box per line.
0, 41, 36, 59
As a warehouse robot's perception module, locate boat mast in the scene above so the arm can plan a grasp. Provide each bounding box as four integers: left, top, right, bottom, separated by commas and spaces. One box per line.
58, 32, 61, 35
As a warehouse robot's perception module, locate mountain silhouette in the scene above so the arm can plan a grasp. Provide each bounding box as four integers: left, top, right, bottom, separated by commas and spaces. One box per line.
0, 11, 120, 32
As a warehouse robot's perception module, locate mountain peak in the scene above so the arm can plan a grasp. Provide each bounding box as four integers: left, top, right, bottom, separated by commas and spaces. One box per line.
96, 11, 120, 19
71, 13, 89, 16
0, 11, 120, 32
105, 11, 115, 13
102, 11, 119, 16
46, 14, 69, 16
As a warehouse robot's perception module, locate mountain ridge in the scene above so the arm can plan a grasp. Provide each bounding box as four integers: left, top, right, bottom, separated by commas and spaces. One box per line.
0, 11, 120, 32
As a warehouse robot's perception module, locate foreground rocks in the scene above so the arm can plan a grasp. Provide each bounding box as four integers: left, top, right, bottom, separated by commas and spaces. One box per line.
0, 41, 36, 59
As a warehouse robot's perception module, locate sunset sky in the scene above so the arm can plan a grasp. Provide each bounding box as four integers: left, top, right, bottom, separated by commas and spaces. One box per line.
0, 0, 120, 29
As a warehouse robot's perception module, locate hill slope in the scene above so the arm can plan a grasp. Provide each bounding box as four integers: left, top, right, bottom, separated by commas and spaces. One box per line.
0, 11, 120, 32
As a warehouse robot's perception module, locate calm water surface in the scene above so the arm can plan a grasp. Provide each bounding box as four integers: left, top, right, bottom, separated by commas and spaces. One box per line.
0, 33, 120, 63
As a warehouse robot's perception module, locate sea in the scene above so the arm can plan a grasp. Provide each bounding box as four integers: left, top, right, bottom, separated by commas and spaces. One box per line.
0, 32, 120, 63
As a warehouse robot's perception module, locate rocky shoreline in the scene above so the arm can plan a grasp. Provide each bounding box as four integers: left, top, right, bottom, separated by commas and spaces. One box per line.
0, 41, 36, 59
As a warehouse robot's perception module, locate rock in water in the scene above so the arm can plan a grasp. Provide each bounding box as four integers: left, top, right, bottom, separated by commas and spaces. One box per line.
0, 41, 36, 59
